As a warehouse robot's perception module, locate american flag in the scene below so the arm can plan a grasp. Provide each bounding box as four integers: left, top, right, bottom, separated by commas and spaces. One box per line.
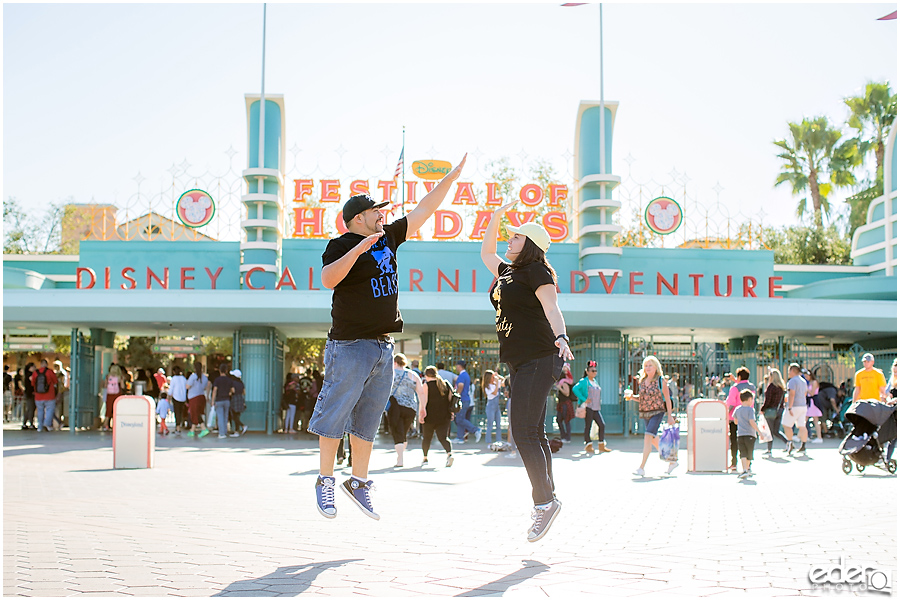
389, 146, 404, 214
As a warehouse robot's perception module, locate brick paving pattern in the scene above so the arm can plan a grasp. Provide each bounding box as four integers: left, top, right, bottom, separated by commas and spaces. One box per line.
3, 428, 896, 597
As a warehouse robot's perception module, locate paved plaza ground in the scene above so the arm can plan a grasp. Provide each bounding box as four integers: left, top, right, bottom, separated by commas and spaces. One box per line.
3, 426, 897, 598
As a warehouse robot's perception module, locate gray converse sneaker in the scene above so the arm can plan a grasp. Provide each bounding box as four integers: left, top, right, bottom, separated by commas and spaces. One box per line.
527, 498, 562, 542
315, 475, 337, 519
341, 478, 380, 520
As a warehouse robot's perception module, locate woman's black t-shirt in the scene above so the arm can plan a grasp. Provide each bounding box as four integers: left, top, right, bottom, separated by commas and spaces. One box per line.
322, 217, 408, 340
489, 261, 557, 368
424, 379, 453, 424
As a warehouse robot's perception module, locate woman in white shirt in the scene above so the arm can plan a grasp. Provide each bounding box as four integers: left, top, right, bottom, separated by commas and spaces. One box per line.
168, 366, 188, 436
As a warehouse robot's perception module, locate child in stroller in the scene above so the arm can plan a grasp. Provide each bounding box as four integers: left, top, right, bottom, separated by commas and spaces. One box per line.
839, 400, 897, 474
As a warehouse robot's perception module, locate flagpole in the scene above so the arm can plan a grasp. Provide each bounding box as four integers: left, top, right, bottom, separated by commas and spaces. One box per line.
402, 126, 406, 216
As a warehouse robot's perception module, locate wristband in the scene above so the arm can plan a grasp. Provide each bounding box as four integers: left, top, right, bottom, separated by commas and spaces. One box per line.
555, 333, 569, 343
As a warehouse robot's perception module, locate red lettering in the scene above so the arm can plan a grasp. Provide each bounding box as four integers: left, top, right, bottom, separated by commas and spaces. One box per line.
276, 267, 297, 290
769, 276, 783, 299
437, 269, 459, 292
433, 211, 463, 239
147, 267, 169, 289
571, 271, 590, 293
549, 184, 568, 206
180, 267, 195, 290
486, 182, 503, 206
377, 180, 397, 202
689, 273, 703, 296
714, 275, 733, 297
629, 272, 644, 295
335, 214, 349, 235
349, 179, 369, 196
599, 272, 619, 294
120, 267, 136, 290
519, 184, 543, 206
468, 211, 493, 240
410, 269, 423, 292
76, 267, 96, 290
472, 269, 478, 293
245, 267, 265, 290
307, 267, 318, 291
742, 276, 758, 298
424, 181, 437, 192
205, 267, 223, 289
452, 182, 477, 205
507, 211, 537, 227
657, 273, 678, 296
542, 211, 569, 241
320, 179, 340, 202
293, 207, 325, 237
104, 267, 110, 289
405, 181, 417, 205
293, 179, 313, 202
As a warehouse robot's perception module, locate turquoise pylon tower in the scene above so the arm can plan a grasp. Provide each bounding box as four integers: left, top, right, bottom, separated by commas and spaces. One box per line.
574, 100, 622, 285
241, 94, 286, 289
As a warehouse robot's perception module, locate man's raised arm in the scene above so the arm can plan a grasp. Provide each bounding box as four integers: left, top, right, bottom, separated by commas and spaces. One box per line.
405, 154, 467, 239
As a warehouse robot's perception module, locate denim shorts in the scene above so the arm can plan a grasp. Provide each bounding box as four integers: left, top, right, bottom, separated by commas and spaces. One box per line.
642, 412, 665, 437
308, 337, 394, 442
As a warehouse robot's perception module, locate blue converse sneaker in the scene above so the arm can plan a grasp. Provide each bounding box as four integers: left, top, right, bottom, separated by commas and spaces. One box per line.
527, 498, 562, 542
341, 477, 380, 520
315, 475, 337, 519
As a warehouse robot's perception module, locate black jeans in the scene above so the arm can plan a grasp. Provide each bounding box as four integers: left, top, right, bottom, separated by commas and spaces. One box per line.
556, 412, 571, 441
508, 353, 564, 506
230, 410, 244, 431
729, 421, 738, 466
764, 408, 788, 451
421, 420, 452, 456
172, 400, 188, 430
24, 395, 35, 427
583, 407, 606, 443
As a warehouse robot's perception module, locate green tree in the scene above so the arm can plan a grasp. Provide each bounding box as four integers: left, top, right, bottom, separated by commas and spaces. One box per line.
844, 82, 897, 237
774, 117, 857, 230
286, 338, 326, 370
3, 197, 69, 254
761, 224, 851, 265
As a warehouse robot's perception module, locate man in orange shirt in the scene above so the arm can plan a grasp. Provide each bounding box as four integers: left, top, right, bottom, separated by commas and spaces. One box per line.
30, 359, 59, 432
852, 353, 887, 402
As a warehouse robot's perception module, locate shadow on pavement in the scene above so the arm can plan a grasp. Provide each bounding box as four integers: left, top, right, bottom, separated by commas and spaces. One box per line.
455, 559, 549, 597
213, 559, 362, 597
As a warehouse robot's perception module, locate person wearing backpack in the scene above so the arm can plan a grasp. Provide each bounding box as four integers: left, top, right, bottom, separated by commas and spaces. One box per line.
418, 365, 455, 468
31, 359, 59, 432
624, 355, 676, 477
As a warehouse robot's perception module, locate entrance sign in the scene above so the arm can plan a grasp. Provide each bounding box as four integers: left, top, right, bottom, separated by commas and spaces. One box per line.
645, 196, 683, 235
411, 160, 452, 180
176, 189, 216, 228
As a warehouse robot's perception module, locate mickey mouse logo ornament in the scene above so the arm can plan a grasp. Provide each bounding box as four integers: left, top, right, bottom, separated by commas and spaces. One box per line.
176, 190, 216, 228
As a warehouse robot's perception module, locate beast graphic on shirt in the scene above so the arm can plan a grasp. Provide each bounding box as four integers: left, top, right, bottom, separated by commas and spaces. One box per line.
370, 245, 395, 275
369, 242, 398, 298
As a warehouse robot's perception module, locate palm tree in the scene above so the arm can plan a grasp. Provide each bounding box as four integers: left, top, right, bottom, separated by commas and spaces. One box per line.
844, 82, 897, 236
773, 116, 857, 230
846, 81, 897, 180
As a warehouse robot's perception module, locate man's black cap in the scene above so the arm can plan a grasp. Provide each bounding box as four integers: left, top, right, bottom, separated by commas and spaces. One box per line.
342, 194, 389, 224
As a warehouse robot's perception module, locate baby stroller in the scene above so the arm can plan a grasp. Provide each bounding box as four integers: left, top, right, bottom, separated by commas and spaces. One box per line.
839, 400, 897, 475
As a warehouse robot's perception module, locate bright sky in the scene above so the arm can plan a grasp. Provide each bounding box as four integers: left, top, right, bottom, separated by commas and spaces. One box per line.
3, 2, 897, 239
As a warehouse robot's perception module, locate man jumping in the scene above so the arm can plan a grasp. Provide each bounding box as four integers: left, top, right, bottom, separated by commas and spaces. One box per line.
310, 154, 466, 520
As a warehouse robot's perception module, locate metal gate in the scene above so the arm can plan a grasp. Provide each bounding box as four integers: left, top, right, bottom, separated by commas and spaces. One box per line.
757, 339, 896, 391
69, 328, 96, 434
239, 328, 285, 434
433, 336, 505, 425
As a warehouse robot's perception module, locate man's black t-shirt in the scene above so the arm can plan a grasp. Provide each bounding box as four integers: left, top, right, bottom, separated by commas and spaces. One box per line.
212, 375, 233, 401
489, 261, 557, 368
323, 217, 408, 340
